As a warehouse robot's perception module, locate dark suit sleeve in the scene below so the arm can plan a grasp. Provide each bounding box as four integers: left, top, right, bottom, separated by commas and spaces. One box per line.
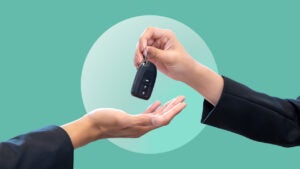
0, 126, 74, 169
201, 76, 300, 147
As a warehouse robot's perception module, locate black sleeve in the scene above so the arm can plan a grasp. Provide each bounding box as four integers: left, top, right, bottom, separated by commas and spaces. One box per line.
0, 126, 74, 169
201, 76, 300, 147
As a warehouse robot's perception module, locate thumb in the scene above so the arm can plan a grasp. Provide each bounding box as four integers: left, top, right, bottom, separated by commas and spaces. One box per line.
145, 46, 165, 62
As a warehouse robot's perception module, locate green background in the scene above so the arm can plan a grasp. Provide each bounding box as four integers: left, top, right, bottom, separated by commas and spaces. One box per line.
0, 0, 299, 168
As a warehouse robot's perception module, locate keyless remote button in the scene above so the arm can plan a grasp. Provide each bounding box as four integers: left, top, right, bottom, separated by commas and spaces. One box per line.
143, 78, 150, 84
143, 85, 148, 89
131, 61, 157, 100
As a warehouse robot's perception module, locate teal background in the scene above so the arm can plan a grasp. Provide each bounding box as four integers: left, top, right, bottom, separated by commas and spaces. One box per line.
0, 0, 299, 168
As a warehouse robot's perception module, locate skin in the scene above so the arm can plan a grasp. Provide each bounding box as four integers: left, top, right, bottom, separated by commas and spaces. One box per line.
62, 96, 186, 148
62, 26, 223, 149
134, 27, 224, 106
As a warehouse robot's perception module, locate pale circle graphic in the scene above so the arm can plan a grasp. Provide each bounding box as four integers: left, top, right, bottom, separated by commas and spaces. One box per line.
81, 15, 218, 154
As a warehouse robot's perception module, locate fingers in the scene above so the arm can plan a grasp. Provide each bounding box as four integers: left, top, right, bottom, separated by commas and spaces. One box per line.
161, 102, 186, 123
152, 100, 172, 115
124, 96, 186, 138
134, 27, 168, 68
145, 46, 164, 62
139, 27, 165, 51
123, 102, 186, 138
134, 47, 144, 68
130, 96, 185, 126
150, 96, 186, 127
164, 95, 185, 112
143, 101, 161, 114
152, 102, 186, 127
156, 96, 185, 115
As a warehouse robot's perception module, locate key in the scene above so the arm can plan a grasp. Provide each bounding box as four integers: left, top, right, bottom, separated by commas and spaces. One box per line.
131, 61, 157, 100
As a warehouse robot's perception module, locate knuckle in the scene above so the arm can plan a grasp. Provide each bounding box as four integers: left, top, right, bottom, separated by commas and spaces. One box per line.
146, 27, 154, 32
164, 29, 173, 35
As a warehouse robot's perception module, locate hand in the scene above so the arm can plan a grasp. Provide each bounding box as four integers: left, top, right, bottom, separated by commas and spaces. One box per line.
134, 27, 198, 82
62, 96, 186, 148
134, 27, 224, 106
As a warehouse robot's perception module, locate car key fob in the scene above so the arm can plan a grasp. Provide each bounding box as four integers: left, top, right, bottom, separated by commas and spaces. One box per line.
131, 61, 157, 100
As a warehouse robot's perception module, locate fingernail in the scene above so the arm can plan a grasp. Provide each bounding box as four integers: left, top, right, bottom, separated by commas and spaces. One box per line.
143, 47, 147, 57
143, 41, 146, 50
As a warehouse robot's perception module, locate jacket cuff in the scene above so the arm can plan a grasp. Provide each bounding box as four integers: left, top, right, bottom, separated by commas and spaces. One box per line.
201, 76, 245, 131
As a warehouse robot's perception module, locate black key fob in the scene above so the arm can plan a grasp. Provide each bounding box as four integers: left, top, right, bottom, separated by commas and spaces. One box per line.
131, 61, 157, 100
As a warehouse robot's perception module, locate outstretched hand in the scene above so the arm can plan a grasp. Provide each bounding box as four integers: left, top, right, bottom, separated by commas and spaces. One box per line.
62, 96, 186, 148
86, 96, 186, 139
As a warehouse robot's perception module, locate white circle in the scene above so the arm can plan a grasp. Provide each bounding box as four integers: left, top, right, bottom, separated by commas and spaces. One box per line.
81, 15, 218, 154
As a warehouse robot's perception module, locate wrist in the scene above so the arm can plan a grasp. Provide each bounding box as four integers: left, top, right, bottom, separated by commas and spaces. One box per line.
181, 60, 224, 106
180, 58, 203, 84
61, 116, 103, 149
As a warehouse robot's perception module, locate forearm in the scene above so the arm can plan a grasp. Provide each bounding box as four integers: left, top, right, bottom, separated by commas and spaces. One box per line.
0, 126, 74, 169
182, 60, 224, 106
202, 77, 300, 147
61, 116, 101, 149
